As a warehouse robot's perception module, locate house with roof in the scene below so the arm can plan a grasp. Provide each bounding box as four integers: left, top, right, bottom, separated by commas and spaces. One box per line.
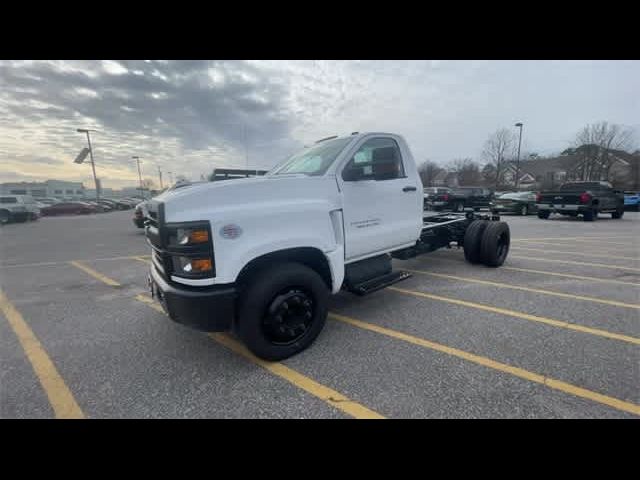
500, 145, 640, 190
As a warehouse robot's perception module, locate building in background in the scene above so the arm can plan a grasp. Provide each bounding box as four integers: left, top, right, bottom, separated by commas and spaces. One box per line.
0, 180, 85, 199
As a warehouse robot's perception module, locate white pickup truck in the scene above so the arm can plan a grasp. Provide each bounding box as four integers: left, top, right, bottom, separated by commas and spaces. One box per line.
145, 132, 510, 360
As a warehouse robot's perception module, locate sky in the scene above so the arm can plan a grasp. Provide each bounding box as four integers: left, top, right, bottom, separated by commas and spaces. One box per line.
1, 60, 638, 190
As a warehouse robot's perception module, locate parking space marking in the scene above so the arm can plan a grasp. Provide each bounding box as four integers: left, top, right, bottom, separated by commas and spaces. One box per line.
501, 266, 640, 287
1, 255, 144, 270
329, 312, 640, 416
509, 255, 640, 273
512, 240, 638, 251
422, 256, 640, 287
0, 289, 84, 419
134, 256, 151, 264
134, 294, 383, 419
511, 246, 640, 262
406, 269, 640, 310
69, 260, 122, 287
386, 287, 640, 345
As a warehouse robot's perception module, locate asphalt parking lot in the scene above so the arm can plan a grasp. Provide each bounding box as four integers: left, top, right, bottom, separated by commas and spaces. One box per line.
1, 210, 638, 418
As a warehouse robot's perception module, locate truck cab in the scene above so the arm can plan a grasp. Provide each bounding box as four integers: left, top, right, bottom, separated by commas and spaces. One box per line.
145, 132, 509, 360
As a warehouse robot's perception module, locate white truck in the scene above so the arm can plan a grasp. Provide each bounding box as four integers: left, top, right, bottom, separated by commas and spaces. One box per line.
145, 132, 510, 360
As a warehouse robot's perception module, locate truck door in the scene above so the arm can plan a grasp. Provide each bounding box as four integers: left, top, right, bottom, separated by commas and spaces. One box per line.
338, 136, 422, 261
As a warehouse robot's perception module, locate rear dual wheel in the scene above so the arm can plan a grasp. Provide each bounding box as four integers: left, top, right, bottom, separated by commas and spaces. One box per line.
463, 220, 510, 267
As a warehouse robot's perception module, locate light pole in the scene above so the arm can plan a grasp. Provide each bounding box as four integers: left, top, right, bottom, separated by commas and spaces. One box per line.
515, 122, 523, 190
157, 165, 163, 189
132, 156, 144, 199
76, 128, 99, 202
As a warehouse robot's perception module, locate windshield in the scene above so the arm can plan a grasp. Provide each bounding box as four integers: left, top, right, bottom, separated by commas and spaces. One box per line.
269, 137, 353, 176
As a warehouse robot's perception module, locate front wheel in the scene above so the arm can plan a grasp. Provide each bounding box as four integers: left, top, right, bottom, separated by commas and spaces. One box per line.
538, 210, 550, 219
520, 204, 528, 216
235, 262, 329, 361
454, 202, 464, 212
612, 208, 624, 219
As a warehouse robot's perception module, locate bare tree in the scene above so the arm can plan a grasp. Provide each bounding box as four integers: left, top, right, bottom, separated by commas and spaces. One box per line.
448, 158, 482, 186
417, 160, 444, 187
482, 129, 517, 189
573, 122, 636, 181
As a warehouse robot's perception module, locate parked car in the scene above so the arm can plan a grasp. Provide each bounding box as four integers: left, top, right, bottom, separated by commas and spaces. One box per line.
36, 197, 61, 206
40, 201, 98, 216
490, 191, 538, 215
623, 191, 640, 211
536, 181, 624, 221
0, 195, 41, 224
423, 187, 453, 211
103, 198, 134, 210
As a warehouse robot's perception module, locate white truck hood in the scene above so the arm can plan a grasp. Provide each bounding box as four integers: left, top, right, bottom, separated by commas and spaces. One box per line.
156, 175, 341, 223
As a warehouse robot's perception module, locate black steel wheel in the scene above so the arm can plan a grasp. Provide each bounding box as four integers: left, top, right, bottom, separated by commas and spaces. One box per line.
263, 288, 315, 346
520, 204, 528, 216
235, 262, 329, 361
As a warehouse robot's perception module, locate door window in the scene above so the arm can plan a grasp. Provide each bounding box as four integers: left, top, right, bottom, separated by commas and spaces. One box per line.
342, 137, 405, 182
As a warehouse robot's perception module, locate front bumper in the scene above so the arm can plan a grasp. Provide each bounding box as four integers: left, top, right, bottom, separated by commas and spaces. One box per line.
149, 265, 236, 332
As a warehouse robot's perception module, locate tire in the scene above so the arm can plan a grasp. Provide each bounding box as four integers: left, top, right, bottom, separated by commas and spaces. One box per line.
583, 209, 598, 222
612, 208, 624, 219
480, 221, 511, 267
463, 220, 489, 264
520, 204, 528, 216
537, 210, 550, 219
29, 212, 38, 221
454, 202, 464, 212
235, 262, 329, 361
0, 209, 10, 225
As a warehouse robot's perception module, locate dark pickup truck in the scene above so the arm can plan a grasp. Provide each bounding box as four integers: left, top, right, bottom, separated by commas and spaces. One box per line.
536, 181, 625, 221
424, 186, 493, 212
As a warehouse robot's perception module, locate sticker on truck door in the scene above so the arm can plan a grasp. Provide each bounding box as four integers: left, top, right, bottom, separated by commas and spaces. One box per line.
350, 218, 381, 229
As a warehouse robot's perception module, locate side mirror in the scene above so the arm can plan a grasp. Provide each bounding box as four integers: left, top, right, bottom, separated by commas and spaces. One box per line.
343, 166, 364, 182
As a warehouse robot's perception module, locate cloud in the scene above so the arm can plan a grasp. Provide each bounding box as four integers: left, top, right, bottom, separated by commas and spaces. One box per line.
1, 60, 638, 189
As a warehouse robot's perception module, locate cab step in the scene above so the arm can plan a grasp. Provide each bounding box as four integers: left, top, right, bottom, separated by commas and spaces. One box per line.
347, 270, 412, 296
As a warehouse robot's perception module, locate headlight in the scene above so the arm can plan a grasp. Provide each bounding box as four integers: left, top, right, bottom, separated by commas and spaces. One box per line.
172, 256, 213, 275
176, 228, 209, 245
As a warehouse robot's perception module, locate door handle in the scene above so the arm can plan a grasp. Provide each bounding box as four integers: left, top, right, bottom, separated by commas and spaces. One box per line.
403, 186, 417, 192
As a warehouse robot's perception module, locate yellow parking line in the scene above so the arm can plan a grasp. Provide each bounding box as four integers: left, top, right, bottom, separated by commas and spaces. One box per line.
513, 236, 620, 241
1, 255, 145, 270
69, 261, 121, 287
516, 238, 635, 247
501, 266, 640, 288
511, 246, 640, 262
406, 268, 640, 310
386, 286, 640, 346
134, 256, 151, 264
423, 256, 640, 287
509, 255, 640, 273
0, 290, 84, 419
329, 312, 640, 416
134, 294, 384, 419
511, 240, 638, 251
